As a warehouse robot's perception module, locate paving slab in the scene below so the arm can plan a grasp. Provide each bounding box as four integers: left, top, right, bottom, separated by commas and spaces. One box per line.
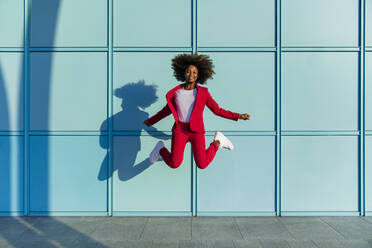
205, 240, 235, 248
2, 216, 372, 247
320, 217, 372, 239
179, 240, 207, 248
191, 217, 243, 240
101, 240, 153, 248
278, 217, 345, 240
151, 240, 179, 248
140, 217, 191, 241
89, 216, 148, 241
286, 240, 318, 248
18, 217, 98, 241
258, 239, 291, 248
312, 239, 372, 248
233, 239, 263, 248
235, 217, 294, 240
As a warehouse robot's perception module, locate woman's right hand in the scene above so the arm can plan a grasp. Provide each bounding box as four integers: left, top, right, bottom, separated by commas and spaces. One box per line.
144, 119, 151, 127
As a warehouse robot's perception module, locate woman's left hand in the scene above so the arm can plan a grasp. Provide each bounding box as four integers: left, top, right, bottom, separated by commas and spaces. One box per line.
239, 113, 250, 120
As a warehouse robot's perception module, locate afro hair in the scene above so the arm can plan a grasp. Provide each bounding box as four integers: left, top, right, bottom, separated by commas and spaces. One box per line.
171, 53, 215, 85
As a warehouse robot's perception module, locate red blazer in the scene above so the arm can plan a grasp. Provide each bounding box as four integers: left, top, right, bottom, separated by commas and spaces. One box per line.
147, 83, 240, 133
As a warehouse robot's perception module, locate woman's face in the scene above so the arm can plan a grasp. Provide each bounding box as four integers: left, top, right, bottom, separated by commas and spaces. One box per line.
184, 65, 198, 83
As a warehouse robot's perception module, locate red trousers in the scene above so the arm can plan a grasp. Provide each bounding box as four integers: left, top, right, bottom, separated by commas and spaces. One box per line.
160, 121, 219, 169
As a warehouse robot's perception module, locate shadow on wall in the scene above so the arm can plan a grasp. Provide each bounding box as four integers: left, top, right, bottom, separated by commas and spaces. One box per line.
1, 0, 107, 247
0, 63, 11, 215
98, 80, 170, 181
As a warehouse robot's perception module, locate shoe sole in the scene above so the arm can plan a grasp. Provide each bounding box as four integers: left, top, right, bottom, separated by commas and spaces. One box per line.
215, 131, 234, 150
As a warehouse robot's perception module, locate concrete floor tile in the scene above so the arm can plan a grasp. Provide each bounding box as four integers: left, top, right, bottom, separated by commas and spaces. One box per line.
192, 217, 235, 223
105, 217, 149, 225
102, 240, 153, 248
0, 217, 30, 236
0, 237, 14, 248
312, 239, 372, 248
205, 240, 235, 248
320, 217, 372, 239
277, 217, 322, 224
235, 217, 281, 223
68, 236, 106, 248
363, 217, 372, 225
235, 217, 294, 240
259, 239, 291, 248
192, 217, 243, 240
19, 218, 98, 241
2, 216, 372, 247
321, 217, 367, 223
89, 217, 148, 241
52, 216, 109, 223
0, 217, 18, 222
13, 238, 77, 248
233, 239, 262, 248
152, 240, 179, 248
179, 240, 207, 248
141, 217, 191, 241
286, 240, 318, 248
0, 217, 34, 223
278, 217, 345, 240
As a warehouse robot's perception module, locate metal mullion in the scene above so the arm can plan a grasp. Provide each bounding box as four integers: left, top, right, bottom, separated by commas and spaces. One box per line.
0, 48, 24, 52
29, 47, 108, 52
191, 0, 197, 217
282, 46, 360, 52
275, 0, 282, 216
108, 0, 114, 216
23, 0, 30, 216
113, 47, 192, 52
359, 0, 366, 216
197, 47, 276, 52
281, 131, 360, 136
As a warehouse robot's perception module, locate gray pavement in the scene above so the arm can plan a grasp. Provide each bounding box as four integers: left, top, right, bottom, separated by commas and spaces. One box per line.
1, 216, 372, 247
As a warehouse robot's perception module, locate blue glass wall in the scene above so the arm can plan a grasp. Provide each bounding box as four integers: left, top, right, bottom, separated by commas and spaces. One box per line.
0, 0, 370, 216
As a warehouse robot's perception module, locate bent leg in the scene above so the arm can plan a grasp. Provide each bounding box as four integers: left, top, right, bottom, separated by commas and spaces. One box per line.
159, 129, 188, 169
190, 133, 219, 169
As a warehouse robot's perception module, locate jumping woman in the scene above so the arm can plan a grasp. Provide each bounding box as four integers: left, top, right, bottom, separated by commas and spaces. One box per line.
144, 53, 250, 169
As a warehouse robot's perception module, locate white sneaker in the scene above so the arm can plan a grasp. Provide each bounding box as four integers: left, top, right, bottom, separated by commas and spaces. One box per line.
149, 141, 165, 163
214, 131, 234, 150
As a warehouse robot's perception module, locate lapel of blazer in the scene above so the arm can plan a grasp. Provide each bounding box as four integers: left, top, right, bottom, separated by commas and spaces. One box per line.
166, 84, 182, 122
190, 83, 202, 121
166, 83, 203, 123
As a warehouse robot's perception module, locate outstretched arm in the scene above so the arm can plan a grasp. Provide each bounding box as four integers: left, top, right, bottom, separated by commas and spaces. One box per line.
206, 89, 240, 121
206, 90, 250, 121
144, 103, 172, 126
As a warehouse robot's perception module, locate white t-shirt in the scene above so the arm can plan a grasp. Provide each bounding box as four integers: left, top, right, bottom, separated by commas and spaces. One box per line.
174, 87, 197, 123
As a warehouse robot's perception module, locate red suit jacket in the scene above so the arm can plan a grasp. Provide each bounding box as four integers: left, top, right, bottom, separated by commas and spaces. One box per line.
147, 83, 240, 133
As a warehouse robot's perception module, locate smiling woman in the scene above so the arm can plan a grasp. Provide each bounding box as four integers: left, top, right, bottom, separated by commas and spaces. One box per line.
144, 53, 250, 170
